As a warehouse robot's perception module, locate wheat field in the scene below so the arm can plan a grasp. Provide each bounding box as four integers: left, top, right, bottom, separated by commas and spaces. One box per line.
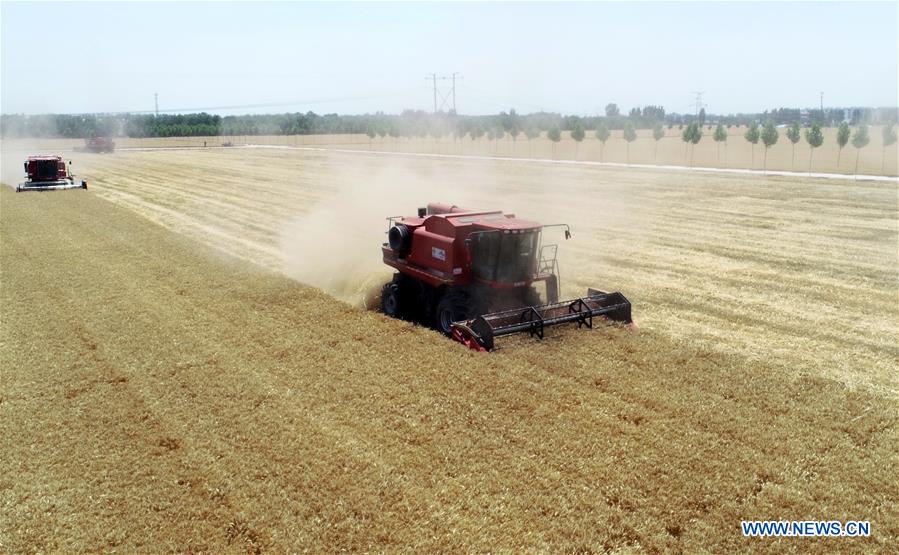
2, 146, 897, 552
57, 146, 899, 396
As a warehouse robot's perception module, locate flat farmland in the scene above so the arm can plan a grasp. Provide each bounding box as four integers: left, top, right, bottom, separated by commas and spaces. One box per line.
2, 147, 897, 552
67, 147, 899, 395
4, 123, 897, 177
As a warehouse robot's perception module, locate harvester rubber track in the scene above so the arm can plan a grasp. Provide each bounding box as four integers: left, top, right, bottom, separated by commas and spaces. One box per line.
451, 289, 632, 351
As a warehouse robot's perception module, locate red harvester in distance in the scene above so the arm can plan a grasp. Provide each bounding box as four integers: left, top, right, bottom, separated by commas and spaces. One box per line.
16, 156, 88, 192
381, 203, 632, 351
76, 137, 115, 153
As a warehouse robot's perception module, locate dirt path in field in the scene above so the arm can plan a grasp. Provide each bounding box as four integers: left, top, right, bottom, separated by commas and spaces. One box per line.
3, 186, 897, 552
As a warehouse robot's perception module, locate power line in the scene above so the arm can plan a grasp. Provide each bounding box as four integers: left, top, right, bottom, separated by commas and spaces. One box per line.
105, 91, 412, 116
461, 84, 549, 113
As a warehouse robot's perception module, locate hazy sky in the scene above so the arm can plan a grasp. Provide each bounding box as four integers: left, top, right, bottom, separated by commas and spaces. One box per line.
1, 1, 896, 116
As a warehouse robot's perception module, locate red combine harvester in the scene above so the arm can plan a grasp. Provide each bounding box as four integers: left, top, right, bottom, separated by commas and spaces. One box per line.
381, 203, 632, 351
75, 137, 115, 153
16, 156, 88, 192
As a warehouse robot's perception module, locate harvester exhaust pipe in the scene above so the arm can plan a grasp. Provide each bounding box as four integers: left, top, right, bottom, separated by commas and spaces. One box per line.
426, 203, 469, 215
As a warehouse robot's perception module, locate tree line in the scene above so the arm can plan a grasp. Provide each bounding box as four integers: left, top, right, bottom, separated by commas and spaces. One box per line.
3, 107, 893, 175
699, 120, 895, 175
2, 105, 896, 140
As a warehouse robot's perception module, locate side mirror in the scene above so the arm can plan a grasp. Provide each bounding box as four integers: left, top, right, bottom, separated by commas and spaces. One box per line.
564, 230, 571, 240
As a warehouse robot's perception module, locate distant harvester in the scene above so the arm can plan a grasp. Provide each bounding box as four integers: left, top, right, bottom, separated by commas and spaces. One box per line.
74, 137, 115, 153
16, 155, 88, 192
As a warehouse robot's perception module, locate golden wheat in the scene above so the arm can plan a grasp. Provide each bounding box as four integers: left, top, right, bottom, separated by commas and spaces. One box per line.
1, 147, 896, 552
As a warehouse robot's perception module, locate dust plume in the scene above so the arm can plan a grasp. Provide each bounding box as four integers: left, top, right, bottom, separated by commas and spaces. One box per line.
278, 158, 481, 307
1, 138, 36, 188
277, 153, 649, 308
0, 117, 70, 188
1, 149, 24, 189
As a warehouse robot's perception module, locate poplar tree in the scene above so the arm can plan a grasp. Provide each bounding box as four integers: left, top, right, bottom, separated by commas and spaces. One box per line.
786, 122, 801, 170
805, 122, 824, 175
595, 122, 611, 162
623, 121, 637, 164
760, 121, 779, 173
851, 125, 870, 178
744, 122, 760, 168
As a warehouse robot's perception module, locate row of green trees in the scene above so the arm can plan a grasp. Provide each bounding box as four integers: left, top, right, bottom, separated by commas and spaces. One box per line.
3, 108, 895, 174
697, 121, 895, 174
450, 117, 895, 175
662, 120, 895, 175
3, 107, 897, 140
549, 118, 894, 174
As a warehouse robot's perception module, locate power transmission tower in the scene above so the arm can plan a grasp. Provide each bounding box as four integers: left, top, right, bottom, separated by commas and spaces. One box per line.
425, 73, 462, 114
690, 91, 706, 115
426, 73, 437, 113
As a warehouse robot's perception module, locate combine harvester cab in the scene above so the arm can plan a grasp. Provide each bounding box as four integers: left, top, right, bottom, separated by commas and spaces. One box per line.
16, 156, 88, 192
381, 203, 632, 351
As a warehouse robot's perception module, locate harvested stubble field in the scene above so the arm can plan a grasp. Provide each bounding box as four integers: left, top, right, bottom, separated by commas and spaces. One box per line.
1, 147, 897, 553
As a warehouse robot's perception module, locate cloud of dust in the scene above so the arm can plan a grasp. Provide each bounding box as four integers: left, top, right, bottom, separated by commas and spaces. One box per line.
455, 164, 650, 300
278, 154, 650, 309
1, 150, 23, 188
0, 118, 66, 188
278, 158, 483, 308
1, 140, 45, 188
516, 182, 646, 299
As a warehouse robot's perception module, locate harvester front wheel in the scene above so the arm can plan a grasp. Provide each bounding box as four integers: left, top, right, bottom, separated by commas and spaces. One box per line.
435, 290, 469, 335
381, 283, 403, 318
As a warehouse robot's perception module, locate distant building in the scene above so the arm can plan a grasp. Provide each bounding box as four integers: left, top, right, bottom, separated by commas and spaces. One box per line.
842, 108, 858, 124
